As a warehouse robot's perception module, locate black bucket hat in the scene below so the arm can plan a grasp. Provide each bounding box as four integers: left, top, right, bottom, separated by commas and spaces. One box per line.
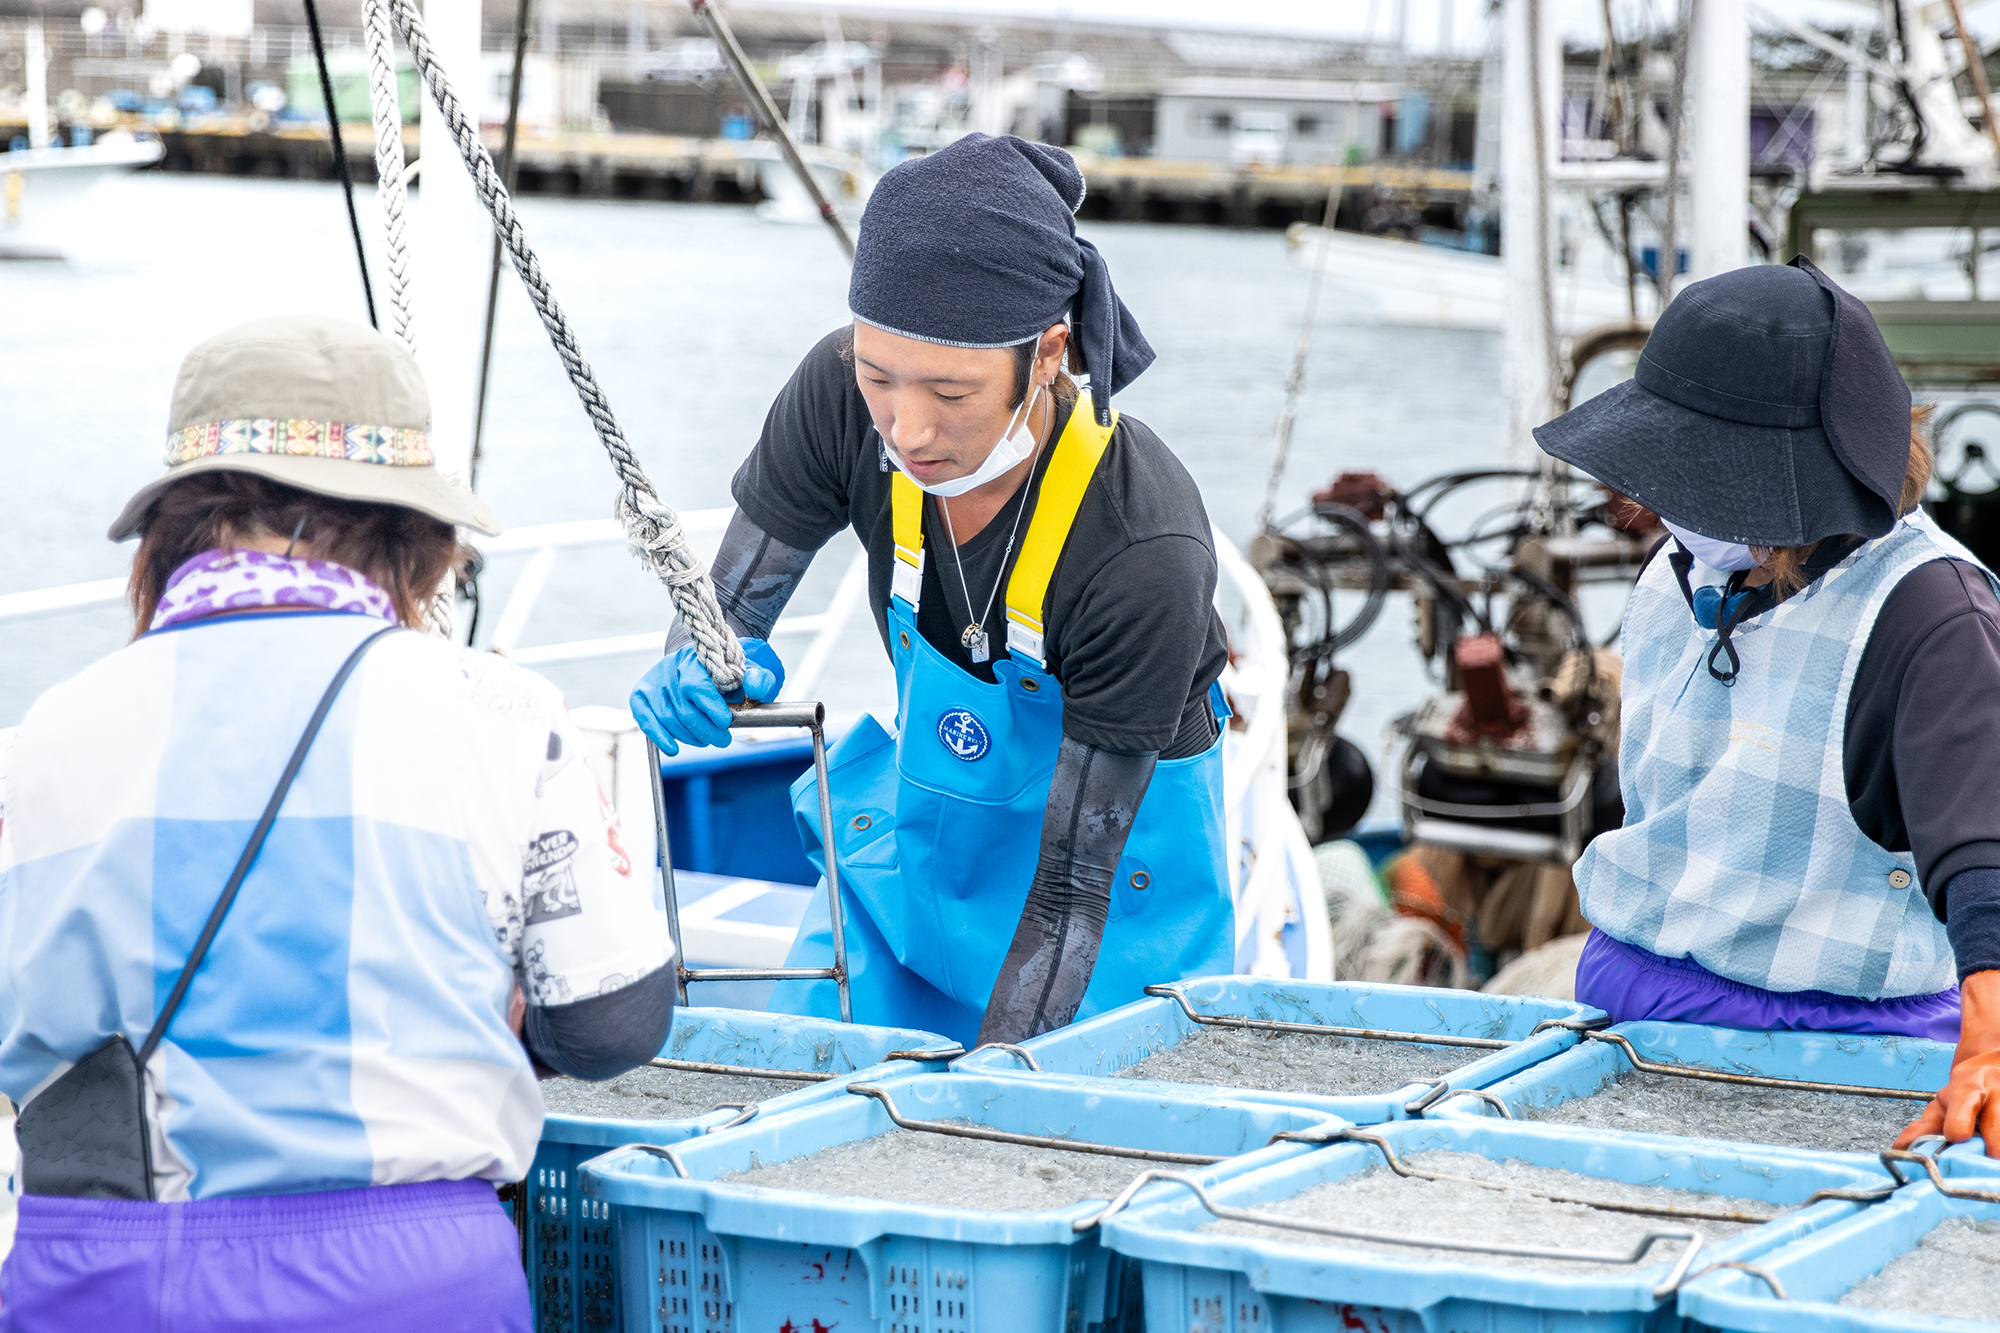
1533, 257, 1912, 547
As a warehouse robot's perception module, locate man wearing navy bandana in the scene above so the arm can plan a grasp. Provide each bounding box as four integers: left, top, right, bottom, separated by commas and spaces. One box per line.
629, 134, 1235, 1046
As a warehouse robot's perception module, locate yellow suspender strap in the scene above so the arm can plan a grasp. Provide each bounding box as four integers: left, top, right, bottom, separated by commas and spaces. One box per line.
1004, 391, 1115, 665
890, 469, 924, 608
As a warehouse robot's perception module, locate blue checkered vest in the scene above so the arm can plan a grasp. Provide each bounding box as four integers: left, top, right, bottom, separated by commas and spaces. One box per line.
1578, 511, 1988, 998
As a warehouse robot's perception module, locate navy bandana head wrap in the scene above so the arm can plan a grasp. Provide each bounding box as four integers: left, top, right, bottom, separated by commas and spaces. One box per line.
847, 133, 1155, 427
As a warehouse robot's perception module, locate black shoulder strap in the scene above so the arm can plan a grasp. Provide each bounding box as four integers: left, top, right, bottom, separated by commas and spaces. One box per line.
136, 625, 402, 1067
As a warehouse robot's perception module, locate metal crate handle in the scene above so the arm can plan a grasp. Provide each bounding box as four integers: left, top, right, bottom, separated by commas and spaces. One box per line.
1070, 1166, 1707, 1299
648, 700, 852, 1023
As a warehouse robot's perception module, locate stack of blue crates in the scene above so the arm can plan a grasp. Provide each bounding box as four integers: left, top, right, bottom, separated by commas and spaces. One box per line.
579, 1071, 1340, 1332
555, 984, 2000, 1332
527, 1007, 952, 1333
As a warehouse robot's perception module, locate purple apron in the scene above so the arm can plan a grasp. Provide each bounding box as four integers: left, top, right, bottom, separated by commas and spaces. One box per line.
1575, 929, 1962, 1043
0, 1178, 529, 1332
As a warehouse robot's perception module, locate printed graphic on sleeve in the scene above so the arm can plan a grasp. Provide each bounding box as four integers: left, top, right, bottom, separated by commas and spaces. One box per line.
522, 831, 582, 924
522, 938, 571, 1006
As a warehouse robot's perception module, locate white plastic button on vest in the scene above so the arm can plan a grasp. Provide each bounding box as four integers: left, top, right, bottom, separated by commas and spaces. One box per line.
1888, 869, 1913, 889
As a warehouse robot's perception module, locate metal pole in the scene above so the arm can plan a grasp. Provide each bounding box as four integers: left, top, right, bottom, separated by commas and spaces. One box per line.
472, 0, 534, 486
646, 738, 688, 1005
688, 0, 855, 262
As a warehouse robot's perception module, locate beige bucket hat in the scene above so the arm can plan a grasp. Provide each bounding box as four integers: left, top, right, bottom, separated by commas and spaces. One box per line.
108, 314, 502, 540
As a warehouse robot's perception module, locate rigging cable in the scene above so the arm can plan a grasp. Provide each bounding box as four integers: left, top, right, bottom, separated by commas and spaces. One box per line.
301, 0, 378, 329
1254, 0, 1381, 533
382, 0, 747, 689
472, 0, 534, 489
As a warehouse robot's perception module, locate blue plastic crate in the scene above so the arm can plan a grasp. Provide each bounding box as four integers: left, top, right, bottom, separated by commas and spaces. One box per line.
1432, 1021, 1954, 1157
1679, 1177, 2000, 1331
527, 1007, 953, 1333
955, 975, 1606, 1124
1099, 1117, 1899, 1332
578, 1070, 1346, 1333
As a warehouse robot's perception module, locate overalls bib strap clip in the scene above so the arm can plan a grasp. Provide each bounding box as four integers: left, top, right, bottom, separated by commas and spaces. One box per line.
887, 390, 1117, 669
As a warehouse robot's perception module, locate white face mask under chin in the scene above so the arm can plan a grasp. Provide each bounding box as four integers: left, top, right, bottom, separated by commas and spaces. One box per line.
1662, 518, 1761, 573
884, 381, 1044, 498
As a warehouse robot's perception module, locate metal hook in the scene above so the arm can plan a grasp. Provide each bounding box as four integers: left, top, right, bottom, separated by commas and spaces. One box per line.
702, 1103, 759, 1134
1413, 1085, 1518, 1119
950, 1041, 1041, 1071
1689, 1260, 1790, 1300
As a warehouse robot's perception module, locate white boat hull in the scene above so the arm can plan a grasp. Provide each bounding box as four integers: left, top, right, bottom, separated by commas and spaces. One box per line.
1287, 225, 1646, 335
0, 139, 164, 259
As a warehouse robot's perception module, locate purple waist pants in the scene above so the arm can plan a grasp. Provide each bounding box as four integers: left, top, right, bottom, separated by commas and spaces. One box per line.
1574, 929, 1963, 1044
0, 1178, 530, 1333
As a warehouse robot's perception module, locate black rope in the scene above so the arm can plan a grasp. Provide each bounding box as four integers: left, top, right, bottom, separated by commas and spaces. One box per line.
303, 0, 378, 329
471, 0, 534, 487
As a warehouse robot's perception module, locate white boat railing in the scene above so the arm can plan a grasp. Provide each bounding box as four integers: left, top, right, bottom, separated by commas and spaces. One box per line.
1, 510, 1331, 981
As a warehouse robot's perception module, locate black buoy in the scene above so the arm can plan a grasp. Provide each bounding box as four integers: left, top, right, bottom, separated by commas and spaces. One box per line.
1317, 734, 1375, 840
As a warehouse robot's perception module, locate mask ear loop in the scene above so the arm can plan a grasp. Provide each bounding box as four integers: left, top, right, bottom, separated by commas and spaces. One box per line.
284, 512, 309, 559
1705, 571, 1755, 686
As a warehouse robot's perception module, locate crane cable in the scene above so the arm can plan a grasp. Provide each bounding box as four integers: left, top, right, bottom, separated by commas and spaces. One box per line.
371, 0, 746, 689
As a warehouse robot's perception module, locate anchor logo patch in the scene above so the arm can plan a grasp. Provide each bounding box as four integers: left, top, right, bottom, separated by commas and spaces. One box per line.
937, 707, 991, 762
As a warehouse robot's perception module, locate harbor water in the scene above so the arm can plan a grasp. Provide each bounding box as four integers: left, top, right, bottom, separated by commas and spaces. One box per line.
1, 173, 1598, 820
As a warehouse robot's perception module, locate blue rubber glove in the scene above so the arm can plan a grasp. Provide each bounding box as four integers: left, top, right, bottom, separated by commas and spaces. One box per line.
629, 638, 784, 755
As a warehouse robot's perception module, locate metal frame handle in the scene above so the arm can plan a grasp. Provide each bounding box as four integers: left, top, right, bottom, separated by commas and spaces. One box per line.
1070, 1166, 1706, 1299
650, 700, 852, 1022
844, 1082, 1224, 1166
1585, 1030, 1935, 1102
1141, 983, 1512, 1050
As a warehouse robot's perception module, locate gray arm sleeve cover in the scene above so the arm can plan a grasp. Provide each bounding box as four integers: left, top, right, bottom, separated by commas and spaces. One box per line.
663, 508, 817, 652
524, 962, 678, 1081
975, 736, 1158, 1046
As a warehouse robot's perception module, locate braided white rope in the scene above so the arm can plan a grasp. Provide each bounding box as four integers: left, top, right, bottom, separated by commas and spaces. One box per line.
362, 0, 415, 351
384, 0, 745, 690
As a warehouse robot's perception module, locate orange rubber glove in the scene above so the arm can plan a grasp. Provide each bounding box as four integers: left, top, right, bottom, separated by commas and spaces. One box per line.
1896, 969, 2000, 1157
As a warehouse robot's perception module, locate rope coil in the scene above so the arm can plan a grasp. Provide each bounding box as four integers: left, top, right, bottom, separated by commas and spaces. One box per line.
378, 0, 745, 689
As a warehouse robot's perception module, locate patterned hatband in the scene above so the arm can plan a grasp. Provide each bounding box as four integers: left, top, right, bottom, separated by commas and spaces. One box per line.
166, 419, 432, 468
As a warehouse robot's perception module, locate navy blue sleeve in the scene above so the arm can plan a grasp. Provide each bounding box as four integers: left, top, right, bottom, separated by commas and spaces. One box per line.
1944, 870, 2000, 981
523, 962, 677, 1081
1847, 558, 2000, 976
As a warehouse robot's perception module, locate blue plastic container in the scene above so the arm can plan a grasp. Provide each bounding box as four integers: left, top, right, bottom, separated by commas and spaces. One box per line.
955, 975, 1606, 1124
1432, 1021, 1951, 1156
1679, 1181, 2000, 1331
527, 1007, 952, 1333
578, 1071, 1345, 1333
1099, 1117, 1898, 1332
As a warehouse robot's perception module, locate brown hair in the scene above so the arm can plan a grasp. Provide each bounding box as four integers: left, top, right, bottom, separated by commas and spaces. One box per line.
128, 471, 468, 635
1755, 405, 1935, 597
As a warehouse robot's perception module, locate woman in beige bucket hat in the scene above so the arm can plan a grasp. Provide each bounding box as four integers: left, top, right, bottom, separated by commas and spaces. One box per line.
0, 314, 677, 1331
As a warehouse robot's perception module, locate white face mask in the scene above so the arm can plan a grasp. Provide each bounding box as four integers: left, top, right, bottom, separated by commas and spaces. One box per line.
884, 380, 1044, 498
1663, 518, 1760, 572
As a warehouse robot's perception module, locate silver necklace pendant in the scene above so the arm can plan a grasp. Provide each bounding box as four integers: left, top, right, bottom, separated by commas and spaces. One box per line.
963, 623, 990, 664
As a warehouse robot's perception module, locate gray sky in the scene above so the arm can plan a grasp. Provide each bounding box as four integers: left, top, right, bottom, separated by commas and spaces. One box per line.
771, 0, 2000, 54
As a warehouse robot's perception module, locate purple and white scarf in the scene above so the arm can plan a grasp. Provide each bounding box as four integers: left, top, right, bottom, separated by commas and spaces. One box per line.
152, 548, 396, 631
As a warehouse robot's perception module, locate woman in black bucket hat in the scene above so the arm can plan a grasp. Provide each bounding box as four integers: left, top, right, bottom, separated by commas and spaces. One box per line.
1537, 256, 2000, 1157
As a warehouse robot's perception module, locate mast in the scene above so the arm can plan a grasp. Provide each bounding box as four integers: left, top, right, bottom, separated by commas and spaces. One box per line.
1501, 0, 1561, 456
25, 20, 50, 151
1686, 0, 1749, 281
